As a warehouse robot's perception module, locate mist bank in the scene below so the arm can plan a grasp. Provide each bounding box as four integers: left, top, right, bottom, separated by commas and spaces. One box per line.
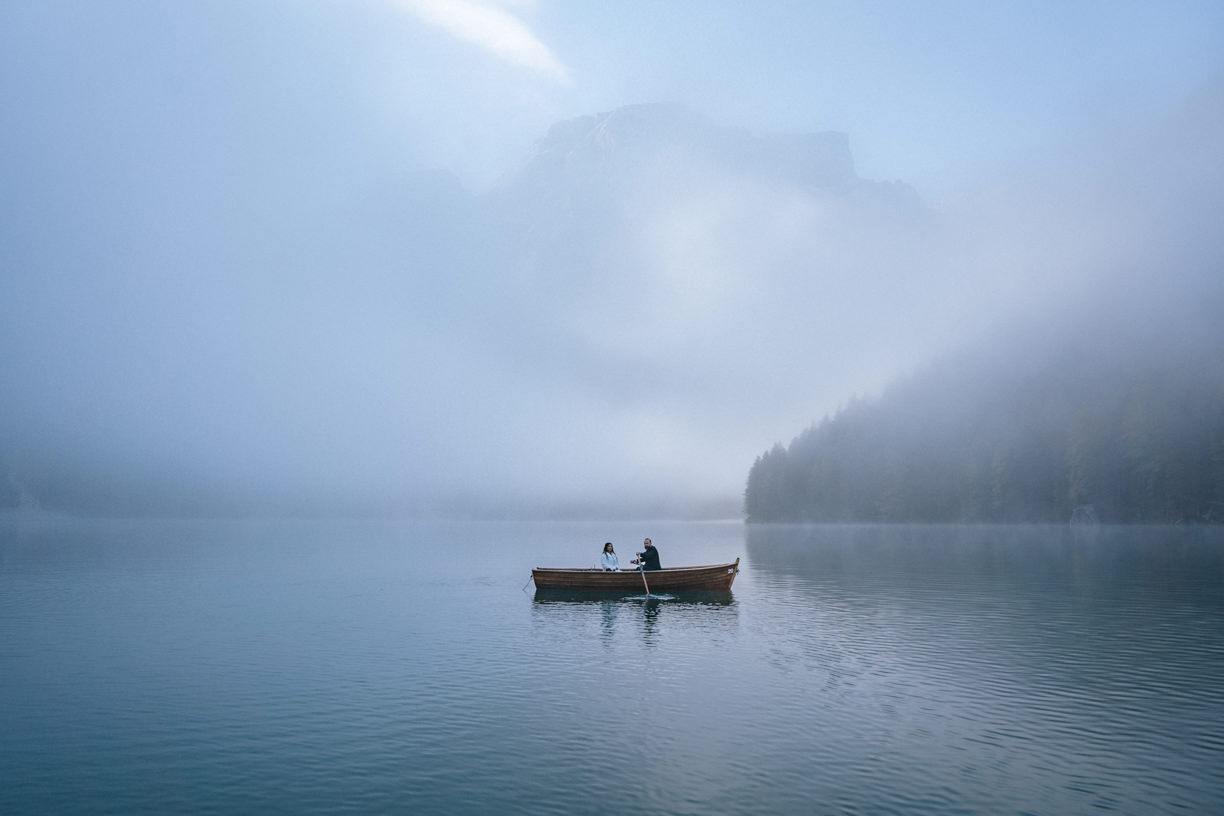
1, 102, 930, 519
745, 82, 1224, 525
3, 80, 1222, 519
745, 288, 1224, 524
0, 456, 741, 521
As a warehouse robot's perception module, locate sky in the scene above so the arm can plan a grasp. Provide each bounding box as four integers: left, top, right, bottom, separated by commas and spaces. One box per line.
2, 0, 1222, 517
398, 0, 1224, 192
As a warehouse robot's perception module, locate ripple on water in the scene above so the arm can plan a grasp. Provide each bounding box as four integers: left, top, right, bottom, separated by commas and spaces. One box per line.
2, 520, 1222, 815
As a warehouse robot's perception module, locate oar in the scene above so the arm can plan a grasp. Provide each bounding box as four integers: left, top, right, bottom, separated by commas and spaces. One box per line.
638, 564, 650, 596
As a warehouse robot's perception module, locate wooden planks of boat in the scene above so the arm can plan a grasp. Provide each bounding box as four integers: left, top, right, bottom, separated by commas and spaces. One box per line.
531, 558, 739, 592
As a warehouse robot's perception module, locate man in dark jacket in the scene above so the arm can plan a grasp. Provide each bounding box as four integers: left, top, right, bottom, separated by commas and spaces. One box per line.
635, 538, 661, 571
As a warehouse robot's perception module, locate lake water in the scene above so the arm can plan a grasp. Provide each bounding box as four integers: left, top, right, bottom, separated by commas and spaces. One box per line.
2, 518, 1222, 815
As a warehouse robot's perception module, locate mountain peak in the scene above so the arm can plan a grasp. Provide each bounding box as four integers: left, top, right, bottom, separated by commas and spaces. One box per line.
496, 103, 860, 196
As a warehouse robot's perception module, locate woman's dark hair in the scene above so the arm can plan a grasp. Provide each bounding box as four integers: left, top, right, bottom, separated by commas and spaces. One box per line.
603, 542, 615, 552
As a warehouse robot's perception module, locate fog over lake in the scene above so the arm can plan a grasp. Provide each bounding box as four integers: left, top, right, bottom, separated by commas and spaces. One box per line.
3, 7, 1224, 814
3, 1, 1222, 519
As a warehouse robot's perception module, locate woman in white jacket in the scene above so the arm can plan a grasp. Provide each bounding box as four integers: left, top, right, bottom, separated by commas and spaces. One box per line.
599, 542, 621, 571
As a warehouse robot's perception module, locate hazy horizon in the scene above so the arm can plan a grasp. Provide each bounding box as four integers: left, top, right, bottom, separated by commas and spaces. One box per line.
2, 1, 1222, 519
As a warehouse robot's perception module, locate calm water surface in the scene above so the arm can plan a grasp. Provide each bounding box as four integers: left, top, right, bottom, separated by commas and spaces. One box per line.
1, 518, 1221, 815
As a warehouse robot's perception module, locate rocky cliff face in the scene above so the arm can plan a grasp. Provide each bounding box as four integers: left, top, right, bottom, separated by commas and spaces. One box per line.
464, 104, 937, 458
499, 103, 856, 190
485, 103, 915, 220
481, 102, 924, 301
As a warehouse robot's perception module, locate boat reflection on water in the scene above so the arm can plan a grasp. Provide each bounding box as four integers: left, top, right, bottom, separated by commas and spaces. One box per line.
531, 590, 737, 646
532, 589, 734, 605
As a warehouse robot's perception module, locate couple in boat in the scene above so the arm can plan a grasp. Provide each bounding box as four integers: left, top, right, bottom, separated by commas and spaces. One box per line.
600, 538, 660, 572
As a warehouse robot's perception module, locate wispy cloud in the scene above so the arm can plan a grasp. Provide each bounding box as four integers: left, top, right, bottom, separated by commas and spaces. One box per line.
397, 0, 570, 84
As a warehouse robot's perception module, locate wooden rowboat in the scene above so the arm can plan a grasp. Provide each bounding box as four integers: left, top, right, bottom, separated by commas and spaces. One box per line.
532, 558, 740, 592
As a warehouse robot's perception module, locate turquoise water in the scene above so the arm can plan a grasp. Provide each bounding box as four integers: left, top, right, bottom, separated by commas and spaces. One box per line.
2, 518, 1222, 815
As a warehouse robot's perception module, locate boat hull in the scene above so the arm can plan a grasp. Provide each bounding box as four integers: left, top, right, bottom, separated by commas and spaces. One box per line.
531, 559, 739, 592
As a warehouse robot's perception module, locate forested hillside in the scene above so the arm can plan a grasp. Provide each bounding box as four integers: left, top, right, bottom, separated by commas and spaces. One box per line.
745, 309, 1224, 524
